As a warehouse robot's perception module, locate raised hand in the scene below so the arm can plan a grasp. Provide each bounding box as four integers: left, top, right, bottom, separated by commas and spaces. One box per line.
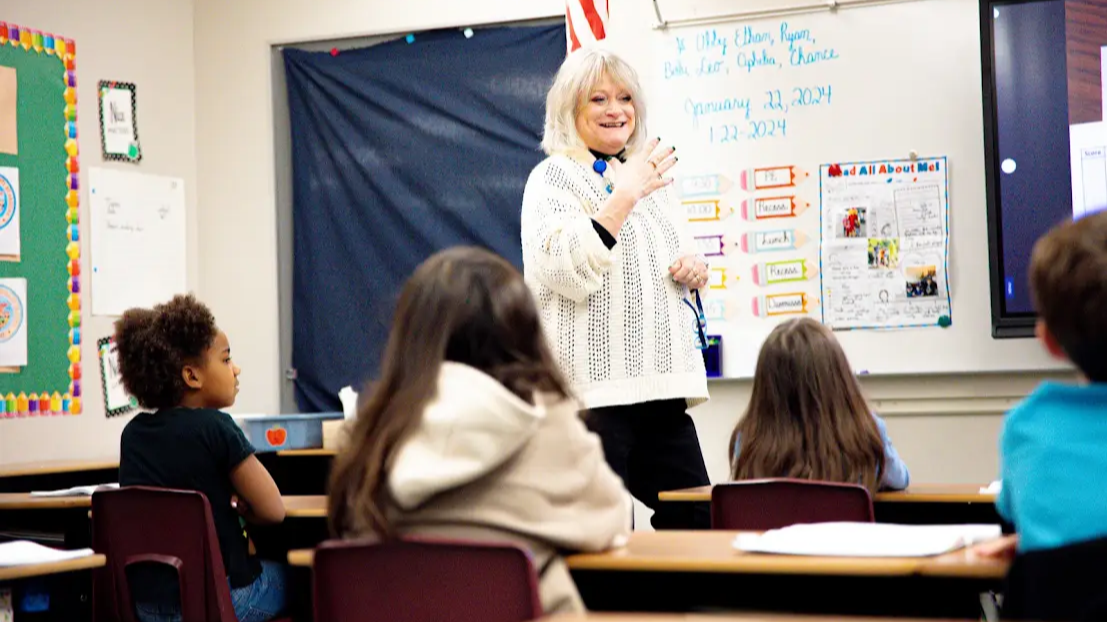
610, 137, 677, 203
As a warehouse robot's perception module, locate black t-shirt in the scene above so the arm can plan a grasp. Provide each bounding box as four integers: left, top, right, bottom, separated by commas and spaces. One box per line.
119, 407, 259, 589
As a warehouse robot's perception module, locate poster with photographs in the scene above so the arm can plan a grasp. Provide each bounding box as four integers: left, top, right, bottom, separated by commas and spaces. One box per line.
819, 157, 952, 330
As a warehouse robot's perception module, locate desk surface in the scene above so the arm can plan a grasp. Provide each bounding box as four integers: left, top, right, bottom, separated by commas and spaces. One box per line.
658, 484, 995, 504
0, 493, 327, 518
276, 448, 336, 457
0, 459, 120, 479
0, 553, 107, 582
289, 531, 1008, 580
540, 613, 969, 622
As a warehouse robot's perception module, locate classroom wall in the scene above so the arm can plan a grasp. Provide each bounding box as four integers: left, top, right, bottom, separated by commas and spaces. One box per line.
0, 0, 199, 465
191, 0, 1073, 492
0, 0, 1062, 480
191, 0, 568, 420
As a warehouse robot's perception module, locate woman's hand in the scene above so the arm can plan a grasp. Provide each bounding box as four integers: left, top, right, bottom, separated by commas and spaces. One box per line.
610, 138, 677, 203
670, 255, 708, 289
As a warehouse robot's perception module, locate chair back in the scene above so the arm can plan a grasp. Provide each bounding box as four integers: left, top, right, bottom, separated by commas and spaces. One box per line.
711, 478, 874, 530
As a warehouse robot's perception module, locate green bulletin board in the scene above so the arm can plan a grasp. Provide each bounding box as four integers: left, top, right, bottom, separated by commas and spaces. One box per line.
0, 22, 81, 417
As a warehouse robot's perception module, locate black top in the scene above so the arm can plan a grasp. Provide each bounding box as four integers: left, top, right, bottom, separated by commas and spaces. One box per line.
120, 407, 260, 589
588, 148, 622, 250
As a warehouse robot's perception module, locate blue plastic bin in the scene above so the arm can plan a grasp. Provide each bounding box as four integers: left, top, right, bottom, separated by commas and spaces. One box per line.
233, 412, 343, 452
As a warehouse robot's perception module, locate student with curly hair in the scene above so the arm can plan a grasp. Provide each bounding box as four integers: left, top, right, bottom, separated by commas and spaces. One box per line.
115, 294, 287, 622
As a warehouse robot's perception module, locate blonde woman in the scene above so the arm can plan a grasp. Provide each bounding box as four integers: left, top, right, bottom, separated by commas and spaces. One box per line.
520, 47, 710, 529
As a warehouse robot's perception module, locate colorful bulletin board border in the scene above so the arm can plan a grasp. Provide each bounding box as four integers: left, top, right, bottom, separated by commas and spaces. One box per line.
97, 80, 140, 162
0, 22, 82, 418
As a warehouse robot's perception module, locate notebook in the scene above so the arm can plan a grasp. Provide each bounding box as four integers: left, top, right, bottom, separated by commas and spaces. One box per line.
0, 541, 95, 567
733, 522, 1003, 557
29, 483, 119, 497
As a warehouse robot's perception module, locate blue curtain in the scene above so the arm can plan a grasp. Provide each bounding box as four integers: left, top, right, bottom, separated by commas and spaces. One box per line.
284, 24, 565, 412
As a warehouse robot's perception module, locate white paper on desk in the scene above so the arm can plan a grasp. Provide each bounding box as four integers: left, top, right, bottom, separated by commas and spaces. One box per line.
30, 483, 118, 497
733, 522, 1002, 557
980, 480, 1002, 494
0, 541, 95, 567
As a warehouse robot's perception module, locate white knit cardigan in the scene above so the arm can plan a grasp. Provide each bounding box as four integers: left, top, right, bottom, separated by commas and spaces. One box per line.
520, 149, 709, 410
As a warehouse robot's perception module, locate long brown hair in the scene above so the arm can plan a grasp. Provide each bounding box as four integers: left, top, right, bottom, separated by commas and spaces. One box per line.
327, 246, 571, 537
728, 317, 885, 493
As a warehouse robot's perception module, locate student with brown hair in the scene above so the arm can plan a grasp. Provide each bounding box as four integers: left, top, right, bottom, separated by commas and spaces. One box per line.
982, 211, 1107, 557
328, 246, 630, 615
728, 317, 909, 493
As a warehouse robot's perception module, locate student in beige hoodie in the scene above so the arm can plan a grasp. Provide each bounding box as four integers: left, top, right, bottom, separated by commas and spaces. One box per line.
328, 246, 632, 615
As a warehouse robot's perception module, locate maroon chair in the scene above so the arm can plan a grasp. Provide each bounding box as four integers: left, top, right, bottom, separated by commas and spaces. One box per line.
312, 536, 544, 621
91, 486, 237, 621
710, 478, 874, 530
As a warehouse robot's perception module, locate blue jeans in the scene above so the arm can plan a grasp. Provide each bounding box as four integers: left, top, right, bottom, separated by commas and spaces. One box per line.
134, 560, 289, 622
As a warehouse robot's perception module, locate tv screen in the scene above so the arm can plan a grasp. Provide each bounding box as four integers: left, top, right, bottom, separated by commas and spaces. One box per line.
980, 0, 1107, 337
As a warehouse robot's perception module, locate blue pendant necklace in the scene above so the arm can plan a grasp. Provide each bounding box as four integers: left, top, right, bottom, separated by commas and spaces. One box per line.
590, 148, 625, 195
593, 158, 614, 194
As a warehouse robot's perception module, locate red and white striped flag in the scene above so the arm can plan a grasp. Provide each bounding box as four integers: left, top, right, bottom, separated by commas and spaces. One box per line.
566, 0, 609, 53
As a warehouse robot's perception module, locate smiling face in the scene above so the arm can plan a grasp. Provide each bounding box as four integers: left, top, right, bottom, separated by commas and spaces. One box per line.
575, 73, 636, 155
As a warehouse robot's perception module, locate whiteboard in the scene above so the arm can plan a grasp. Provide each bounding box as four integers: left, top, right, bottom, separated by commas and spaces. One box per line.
89, 168, 187, 316
627, 0, 1067, 377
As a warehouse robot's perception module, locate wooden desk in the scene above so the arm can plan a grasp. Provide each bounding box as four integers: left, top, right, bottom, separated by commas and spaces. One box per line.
0, 553, 106, 582
0, 459, 119, 480
658, 484, 996, 504
0, 493, 96, 510
283, 495, 326, 518
289, 548, 313, 567
0, 493, 327, 518
564, 531, 1006, 580
565, 531, 1005, 616
276, 449, 336, 457
290, 531, 1006, 580
541, 613, 968, 622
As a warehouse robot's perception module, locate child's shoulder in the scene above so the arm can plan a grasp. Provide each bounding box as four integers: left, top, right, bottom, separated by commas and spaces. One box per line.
1007, 381, 1107, 432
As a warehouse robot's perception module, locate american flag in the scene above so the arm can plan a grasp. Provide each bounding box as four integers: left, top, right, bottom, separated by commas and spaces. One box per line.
566, 0, 609, 52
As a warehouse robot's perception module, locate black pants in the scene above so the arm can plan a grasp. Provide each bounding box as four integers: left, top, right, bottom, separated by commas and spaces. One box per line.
585, 398, 711, 530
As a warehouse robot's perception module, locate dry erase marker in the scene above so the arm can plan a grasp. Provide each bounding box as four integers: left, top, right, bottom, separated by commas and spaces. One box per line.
751, 292, 814, 317
740, 196, 810, 221
740, 165, 810, 190
739, 229, 807, 254
751, 259, 817, 286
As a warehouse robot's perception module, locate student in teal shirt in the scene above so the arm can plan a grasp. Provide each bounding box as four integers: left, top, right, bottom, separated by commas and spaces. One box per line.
992, 211, 1107, 555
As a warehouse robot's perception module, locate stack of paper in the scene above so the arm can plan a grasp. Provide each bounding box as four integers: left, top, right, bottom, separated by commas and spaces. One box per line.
980, 480, 1002, 494
30, 483, 119, 497
733, 522, 1003, 557
0, 541, 94, 567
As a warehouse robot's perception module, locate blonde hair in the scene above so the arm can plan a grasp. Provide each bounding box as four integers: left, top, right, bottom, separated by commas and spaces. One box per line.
541, 46, 648, 156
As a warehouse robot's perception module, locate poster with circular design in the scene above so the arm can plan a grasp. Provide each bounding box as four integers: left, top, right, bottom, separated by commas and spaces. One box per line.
0, 167, 22, 258
0, 279, 28, 366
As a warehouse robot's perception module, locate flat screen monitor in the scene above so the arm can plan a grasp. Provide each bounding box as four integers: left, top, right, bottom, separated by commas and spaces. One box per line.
980, 0, 1107, 337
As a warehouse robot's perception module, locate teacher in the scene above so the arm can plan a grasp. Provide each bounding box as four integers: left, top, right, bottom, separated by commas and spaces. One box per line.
520, 47, 710, 529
